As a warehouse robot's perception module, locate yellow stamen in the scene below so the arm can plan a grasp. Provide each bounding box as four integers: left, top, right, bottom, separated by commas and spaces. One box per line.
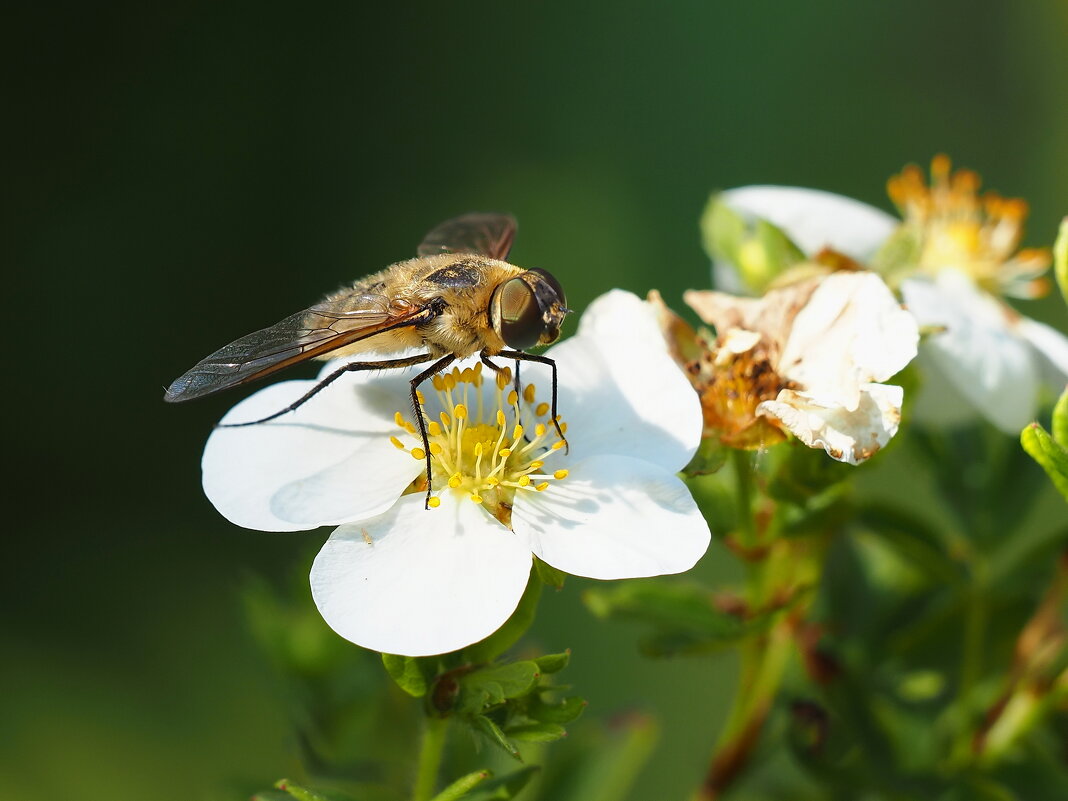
389, 436, 405, 450
411, 448, 426, 461
523, 384, 536, 403
553, 469, 569, 480
427, 496, 441, 508
535, 402, 550, 417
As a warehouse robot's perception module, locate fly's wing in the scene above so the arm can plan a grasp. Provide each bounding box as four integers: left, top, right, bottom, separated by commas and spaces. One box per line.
417, 213, 517, 260
164, 293, 431, 402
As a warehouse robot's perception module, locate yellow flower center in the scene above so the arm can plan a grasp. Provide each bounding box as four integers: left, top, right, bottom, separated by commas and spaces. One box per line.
391, 362, 568, 524
887, 154, 1050, 297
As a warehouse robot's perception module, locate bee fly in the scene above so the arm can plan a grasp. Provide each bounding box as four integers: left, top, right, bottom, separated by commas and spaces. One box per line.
165, 213, 570, 505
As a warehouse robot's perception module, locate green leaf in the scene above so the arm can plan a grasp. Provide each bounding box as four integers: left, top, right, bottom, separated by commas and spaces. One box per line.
429, 770, 492, 801
505, 721, 568, 742
527, 694, 588, 725
464, 766, 540, 801
1021, 420, 1068, 500
466, 661, 541, 700
272, 780, 354, 801
1054, 216, 1067, 307
699, 194, 804, 293
471, 714, 522, 760
583, 580, 772, 655
381, 653, 434, 697
534, 650, 570, 674
463, 572, 542, 663
1053, 385, 1068, 448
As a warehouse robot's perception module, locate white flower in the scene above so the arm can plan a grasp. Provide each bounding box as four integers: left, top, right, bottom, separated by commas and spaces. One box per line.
202, 290, 711, 656
712, 160, 1068, 433
683, 272, 919, 464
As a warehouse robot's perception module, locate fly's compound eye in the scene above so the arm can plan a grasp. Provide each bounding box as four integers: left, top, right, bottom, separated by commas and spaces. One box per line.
528, 268, 566, 308
491, 277, 544, 351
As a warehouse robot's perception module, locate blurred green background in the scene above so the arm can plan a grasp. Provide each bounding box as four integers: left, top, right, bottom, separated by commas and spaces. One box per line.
7, 1, 1067, 799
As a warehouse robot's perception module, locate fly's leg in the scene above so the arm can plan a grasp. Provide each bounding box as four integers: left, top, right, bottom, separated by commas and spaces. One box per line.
497, 349, 567, 452
218, 352, 438, 427
410, 354, 457, 508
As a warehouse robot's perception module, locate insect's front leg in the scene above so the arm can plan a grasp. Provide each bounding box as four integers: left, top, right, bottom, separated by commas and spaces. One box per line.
218, 352, 438, 427
410, 354, 457, 509
497, 349, 567, 452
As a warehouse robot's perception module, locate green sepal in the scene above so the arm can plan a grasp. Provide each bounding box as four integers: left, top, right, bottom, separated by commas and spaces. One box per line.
534, 650, 570, 674
463, 766, 540, 801
458, 661, 541, 714
682, 436, 728, 477
700, 194, 804, 293
534, 557, 567, 589
1021, 417, 1068, 501
1054, 216, 1067, 307
270, 780, 354, 801
472, 714, 522, 760
463, 571, 542, 663
505, 721, 568, 742
381, 653, 435, 697
1053, 385, 1068, 448
428, 770, 492, 801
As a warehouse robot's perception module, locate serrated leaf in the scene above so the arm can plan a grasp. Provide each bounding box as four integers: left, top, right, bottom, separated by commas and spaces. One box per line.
471, 714, 522, 760
463, 661, 540, 706
428, 769, 492, 801
463, 572, 542, 663
534, 651, 570, 674
505, 722, 567, 742
534, 557, 567, 589
1021, 421, 1068, 500
1054, 216, 1067, 306
527, 694, 587, 724
381, 653, 434, 697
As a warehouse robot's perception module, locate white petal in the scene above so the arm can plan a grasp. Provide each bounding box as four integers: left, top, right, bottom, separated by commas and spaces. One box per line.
311, 494, 532, 656
902, 273, 1039, 433
512, 455, 711, 580
779, 272, 919, 409
202, 371, 423, 531
720, 186, 898, 260
1015, 316, 1068, 389
525, 291, 702, 473
758, 383, 903, 464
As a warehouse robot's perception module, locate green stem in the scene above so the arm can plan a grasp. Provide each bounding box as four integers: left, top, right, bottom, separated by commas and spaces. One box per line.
412, 715, 449, 801
731, 449, 758, 549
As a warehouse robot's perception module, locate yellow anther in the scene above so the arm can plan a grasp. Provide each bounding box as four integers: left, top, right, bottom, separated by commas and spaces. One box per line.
470, 494, 483, 504
474, 442, 483, 456
499, 448, 512, 458
518, 475, 531, 487
428, 421, 442, 437
394, 411, 407, 427
416, 390, 425, 404
553, 469, 569, 480
454, 404, 468, 420
389, 436, 405, 450
429, 442, 443, 455
448, 473, 462, 488
551, 440, 566, 450
529, 461, 544, 470
560, 422, 568, 434
451, 367, 461, 379
497, 409, 506, 427
512, 424, 524, 441
535, 423, 546, 438
535, 482, 549, 491
535, 402, 550, 417
444, 373, 456, 392
461, 367, 474, 383
507, 390, 519, 406
411, 448, 426, 461
524, 384, 536, 403
474, 362, 483, 376
486, 476, 500, 486
403, 423, 417, 435
432, 375, 445, 391
427, 496, 441, 508
496, 372, 509, 390
440, 411, 451, 427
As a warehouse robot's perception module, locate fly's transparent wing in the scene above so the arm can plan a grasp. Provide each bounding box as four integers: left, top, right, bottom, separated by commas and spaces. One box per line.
165, 293, 429, 402
417, 213, 517, 260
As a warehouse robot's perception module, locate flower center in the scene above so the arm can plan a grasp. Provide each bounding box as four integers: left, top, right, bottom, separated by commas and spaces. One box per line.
390, 362, 568, 524
887, 154, 1050, 297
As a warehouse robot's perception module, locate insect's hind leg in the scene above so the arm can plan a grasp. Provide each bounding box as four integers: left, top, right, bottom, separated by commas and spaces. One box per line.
218, 352, 437, 428
409, 354, 457, 508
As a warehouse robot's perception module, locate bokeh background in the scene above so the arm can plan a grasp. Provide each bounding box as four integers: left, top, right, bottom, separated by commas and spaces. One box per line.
7, 2, 1067, 799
